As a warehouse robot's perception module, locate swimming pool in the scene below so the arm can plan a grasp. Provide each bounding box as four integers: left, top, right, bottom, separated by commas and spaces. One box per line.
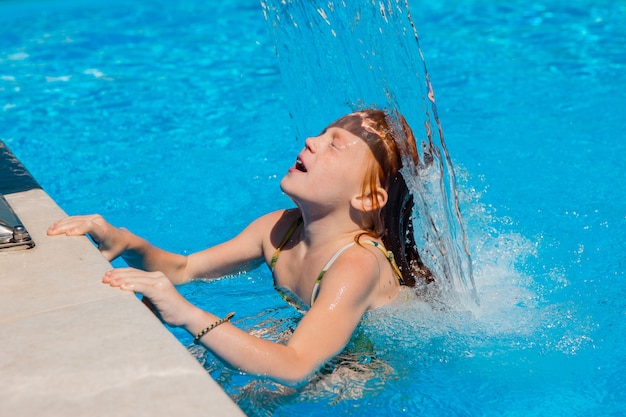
2, 0, 625, 415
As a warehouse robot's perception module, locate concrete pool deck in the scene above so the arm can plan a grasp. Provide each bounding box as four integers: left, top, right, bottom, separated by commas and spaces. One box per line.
0, 143, 245, 416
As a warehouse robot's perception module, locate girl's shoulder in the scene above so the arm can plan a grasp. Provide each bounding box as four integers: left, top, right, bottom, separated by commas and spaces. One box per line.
265, 208, 302, 237
256, 208, 300, 223
251, 208, 302, 251
249, 208, 300, 230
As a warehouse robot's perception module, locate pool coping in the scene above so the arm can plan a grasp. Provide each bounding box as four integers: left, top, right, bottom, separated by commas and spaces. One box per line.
0, 141, 245, 416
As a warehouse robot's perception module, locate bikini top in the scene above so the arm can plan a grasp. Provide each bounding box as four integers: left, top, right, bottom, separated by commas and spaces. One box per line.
270, 216, 404, 310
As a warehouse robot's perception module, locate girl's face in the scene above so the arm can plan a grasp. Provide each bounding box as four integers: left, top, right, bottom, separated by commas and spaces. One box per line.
280, 125, 374, 210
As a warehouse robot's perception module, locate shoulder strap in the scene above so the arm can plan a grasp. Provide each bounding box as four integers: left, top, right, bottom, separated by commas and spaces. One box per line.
363, 240, 405, 285
270, 216, 303, 271
310, 242, 355, 306
310, 240, 405, 306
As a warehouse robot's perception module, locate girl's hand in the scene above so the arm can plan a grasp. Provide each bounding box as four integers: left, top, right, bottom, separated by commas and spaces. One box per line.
47, 215, 127, 261
103, 268, 198, 328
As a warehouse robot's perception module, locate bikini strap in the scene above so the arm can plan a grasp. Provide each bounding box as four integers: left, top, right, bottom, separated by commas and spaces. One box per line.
309, 240, 405, 306
364, 240, 405, 285
310, 242, 355, 306
270, 215, 303, 271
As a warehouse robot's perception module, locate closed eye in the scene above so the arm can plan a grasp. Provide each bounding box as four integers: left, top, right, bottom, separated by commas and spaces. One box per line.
330, 132, 345, 150
330, 134, 359, 150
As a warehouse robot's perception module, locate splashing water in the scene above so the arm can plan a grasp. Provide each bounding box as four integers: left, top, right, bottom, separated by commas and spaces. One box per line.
261, 0, 477, 306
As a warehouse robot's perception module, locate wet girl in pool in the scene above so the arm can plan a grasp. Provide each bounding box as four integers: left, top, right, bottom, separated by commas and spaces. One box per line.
47, 108, 432, 385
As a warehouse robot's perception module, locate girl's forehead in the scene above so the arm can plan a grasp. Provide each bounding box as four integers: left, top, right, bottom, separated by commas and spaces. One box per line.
327, 113, 380, 142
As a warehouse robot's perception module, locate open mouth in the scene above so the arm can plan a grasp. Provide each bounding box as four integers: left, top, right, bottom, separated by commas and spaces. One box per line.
294, 158, 307, 172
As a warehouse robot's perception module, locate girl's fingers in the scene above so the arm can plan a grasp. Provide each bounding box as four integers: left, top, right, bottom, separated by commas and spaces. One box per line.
103, 268, 161, 281
49, 215, 125, 261
47, 218, 80, 235
47, 216, 91, 236
102, 268, 191, 327
47, 215, 108, 238
103, 269, 170, 294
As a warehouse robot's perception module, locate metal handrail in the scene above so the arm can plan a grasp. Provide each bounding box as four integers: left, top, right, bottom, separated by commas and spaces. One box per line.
0, 194, 34, 250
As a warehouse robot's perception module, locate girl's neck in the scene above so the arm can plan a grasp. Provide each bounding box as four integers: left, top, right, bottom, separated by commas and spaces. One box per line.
298, 207, 364, 250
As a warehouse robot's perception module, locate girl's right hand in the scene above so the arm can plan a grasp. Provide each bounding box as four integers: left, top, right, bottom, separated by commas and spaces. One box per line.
102, 268, 200, 328
47, 214, 128, 261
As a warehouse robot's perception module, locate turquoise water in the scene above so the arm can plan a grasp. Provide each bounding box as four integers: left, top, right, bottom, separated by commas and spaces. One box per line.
1, 0, 625, 415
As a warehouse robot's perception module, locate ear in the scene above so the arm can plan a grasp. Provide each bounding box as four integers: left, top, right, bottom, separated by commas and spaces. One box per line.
351, 186, 388, 212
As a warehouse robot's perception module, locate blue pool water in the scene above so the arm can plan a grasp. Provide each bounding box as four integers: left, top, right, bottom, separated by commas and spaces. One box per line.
1, 0, 625, 415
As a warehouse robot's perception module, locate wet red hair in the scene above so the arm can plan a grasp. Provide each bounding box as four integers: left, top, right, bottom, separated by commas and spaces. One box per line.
328, 109, 433, 287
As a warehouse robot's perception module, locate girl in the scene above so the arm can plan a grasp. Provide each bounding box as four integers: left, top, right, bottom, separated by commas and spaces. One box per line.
47, 108, 433, 385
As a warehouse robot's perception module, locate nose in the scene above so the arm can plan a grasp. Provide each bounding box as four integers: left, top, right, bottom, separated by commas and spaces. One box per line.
304, 136, 319, 153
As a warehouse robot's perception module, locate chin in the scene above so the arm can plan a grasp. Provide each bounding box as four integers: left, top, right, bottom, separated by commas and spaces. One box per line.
280, 178, 306, 206
279, 177, 294, 196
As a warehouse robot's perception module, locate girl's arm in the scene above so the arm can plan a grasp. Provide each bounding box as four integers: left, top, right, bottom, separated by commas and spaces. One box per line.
104, 244, 381, 385
47, 211, 283, 284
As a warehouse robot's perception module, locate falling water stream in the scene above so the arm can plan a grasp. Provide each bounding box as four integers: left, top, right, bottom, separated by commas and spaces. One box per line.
262, 0, 478, 306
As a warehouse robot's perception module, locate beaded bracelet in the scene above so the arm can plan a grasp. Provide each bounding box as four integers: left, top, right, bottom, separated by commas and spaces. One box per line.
193, 312, 235, 345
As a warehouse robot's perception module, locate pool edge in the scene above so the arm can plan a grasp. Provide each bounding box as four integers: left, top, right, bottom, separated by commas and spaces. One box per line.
0, 145, 245, 416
